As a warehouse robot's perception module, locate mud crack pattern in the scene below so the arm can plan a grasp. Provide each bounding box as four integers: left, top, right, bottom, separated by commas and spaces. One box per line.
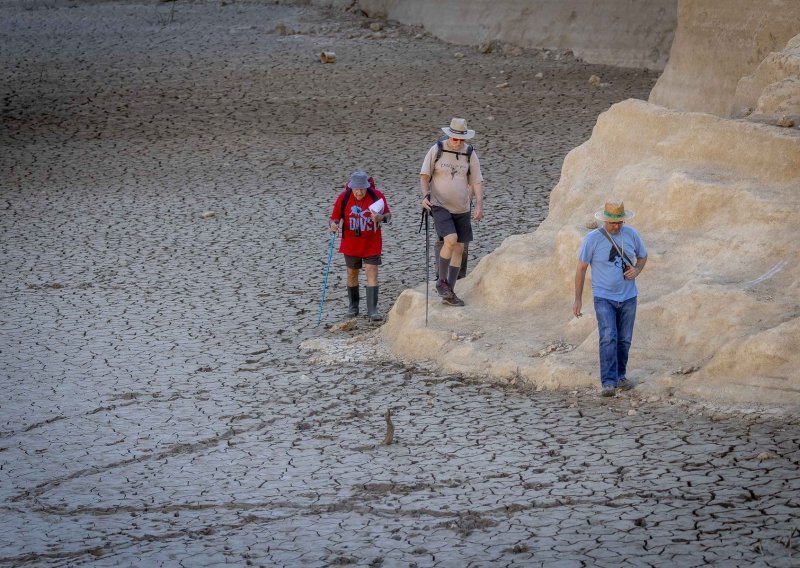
1, 1, 799, 566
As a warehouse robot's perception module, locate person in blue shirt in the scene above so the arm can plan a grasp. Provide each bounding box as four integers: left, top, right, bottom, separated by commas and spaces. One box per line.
573, 202, 648, 396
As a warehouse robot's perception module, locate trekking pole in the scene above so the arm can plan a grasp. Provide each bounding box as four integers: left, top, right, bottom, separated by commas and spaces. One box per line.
418, 208, 430, 326
317, 230, 336, 326
425, 211, 430, 326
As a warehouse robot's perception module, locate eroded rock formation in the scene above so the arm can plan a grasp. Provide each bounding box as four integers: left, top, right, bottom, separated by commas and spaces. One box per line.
383, 99, 800, 405
734, 33, 800, 124
649, 0, 800, 116
313, 0, 677, 70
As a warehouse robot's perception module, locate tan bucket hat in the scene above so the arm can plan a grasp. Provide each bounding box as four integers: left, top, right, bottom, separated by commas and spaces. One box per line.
441, 117, 476, 139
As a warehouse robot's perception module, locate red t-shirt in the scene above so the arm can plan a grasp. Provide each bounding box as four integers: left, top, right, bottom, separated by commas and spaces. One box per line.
330, 188, 391, 258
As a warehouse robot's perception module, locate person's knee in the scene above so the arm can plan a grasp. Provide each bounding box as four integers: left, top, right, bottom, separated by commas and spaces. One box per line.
347, 268, 360, 285
442, 233, 458, 246
598, 333, 617, 346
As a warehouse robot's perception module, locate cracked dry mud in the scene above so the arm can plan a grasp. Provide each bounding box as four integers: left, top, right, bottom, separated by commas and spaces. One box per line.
1, 1, 799, 566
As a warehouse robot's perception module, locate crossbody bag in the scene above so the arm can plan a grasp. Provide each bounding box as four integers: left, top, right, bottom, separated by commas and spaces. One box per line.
600, 227, 634, 271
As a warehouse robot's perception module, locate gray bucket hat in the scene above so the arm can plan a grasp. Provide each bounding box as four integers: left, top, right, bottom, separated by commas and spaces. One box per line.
348, 171, 370, 189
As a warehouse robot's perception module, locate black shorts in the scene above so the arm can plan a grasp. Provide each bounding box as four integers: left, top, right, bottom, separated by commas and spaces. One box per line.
344, 254, 382, 269
431, 205, 473, 243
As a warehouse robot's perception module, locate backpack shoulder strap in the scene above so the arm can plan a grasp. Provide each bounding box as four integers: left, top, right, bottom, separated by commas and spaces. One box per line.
432, 138, 475, 177
340, 183, 378, 218
339, 186, 352, 221
431, 140, 444, 176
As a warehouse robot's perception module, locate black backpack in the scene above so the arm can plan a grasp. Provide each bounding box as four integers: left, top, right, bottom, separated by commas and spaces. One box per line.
431, 135, 474, 177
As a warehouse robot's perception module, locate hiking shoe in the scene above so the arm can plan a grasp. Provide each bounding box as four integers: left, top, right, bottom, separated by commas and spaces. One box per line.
435, 279, 451, 297
617, 377, 634, 391
601, 385, 616, 397
441, 290, 465, 307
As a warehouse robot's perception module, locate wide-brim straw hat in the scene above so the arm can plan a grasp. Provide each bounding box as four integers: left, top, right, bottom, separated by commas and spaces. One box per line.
441, 117, 476, 139
594, 201, 635, 222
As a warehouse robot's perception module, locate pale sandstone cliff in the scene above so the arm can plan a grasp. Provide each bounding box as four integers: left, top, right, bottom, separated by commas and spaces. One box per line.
649, 0, 800, 116
312, 0, 677, 70
734, 33, 800, 123
382, 99, 800, 406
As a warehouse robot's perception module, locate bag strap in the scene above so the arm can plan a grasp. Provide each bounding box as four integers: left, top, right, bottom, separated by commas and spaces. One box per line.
339, 185, 377, 219
339, 184, 379, 239
599, 227, 634, 266
339, 187, 352, 220
432, 139, 474, 177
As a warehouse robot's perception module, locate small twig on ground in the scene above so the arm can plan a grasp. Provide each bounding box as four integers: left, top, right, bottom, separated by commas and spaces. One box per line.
382, 409, 394, 445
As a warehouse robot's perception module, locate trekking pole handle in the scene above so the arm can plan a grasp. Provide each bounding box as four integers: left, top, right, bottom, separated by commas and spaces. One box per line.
418, 209, 428, 233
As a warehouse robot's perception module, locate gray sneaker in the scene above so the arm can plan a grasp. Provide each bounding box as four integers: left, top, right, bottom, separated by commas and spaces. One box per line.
441, 290, 465, 306
617, 377, 634, 391
601, 385, 616, 397
435, 279, 451, 297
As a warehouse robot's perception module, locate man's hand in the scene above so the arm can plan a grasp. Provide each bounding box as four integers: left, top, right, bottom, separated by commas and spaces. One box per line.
329, 221, 340, 233
419, 174, 432, 211
370, 212, 383, 224
573, 261, 589, 318
472, 203, 483, 221
624, 265, 640, 280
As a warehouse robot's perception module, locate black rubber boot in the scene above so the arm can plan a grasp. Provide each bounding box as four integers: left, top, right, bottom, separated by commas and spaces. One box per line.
366, 286, 382, 321
347, 286, 359, 317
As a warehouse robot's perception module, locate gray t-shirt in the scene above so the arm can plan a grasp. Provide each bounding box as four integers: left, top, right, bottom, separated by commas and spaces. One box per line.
420, 142, 483, 214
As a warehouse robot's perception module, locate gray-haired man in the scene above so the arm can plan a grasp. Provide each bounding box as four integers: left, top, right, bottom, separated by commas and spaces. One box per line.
419, 118, 484, 306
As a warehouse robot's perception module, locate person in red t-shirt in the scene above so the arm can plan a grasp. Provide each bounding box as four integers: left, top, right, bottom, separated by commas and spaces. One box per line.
329, 171, 392, 321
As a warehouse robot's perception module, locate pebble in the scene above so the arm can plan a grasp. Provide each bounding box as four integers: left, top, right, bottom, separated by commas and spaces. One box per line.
329, 319, 357, 332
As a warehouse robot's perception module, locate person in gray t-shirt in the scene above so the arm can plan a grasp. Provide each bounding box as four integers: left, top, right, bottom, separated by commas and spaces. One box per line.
419, 118, 484, 306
